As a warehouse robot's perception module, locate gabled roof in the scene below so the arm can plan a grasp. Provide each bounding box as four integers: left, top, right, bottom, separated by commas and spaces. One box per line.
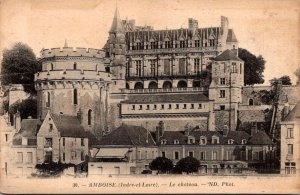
98, 124, 156, 146
215, 49, 243, 62
123, 93, 209, 104
248, 131, 273, 145
51, 114, 87, 138
226, 29, 238, 42
225, 131, 251, 144
284, 102, 300, 122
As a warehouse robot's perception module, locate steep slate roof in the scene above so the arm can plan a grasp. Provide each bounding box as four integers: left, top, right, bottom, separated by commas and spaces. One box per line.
214, 49, 243, 62
123, 93, 209, 103
110, 7, 124, 32
51, 114, 87, 138
98, 124, 156, 146
284, 102, 300, 122
226, 29, 238, 42
248, 131, 274, 145
225, 131, 251, 144
13, 119, 39, 145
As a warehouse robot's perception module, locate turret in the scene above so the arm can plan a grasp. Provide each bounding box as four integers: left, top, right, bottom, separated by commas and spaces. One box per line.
209, 49, 244, 132
108, 7, 126, 89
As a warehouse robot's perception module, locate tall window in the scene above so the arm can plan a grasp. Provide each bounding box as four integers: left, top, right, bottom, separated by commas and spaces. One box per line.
249, 99, 254, 106
81, 151, 84, 161
220, 78, 225, 85
232, 63, 237, 73
73, 89, 78, 105
27, 152, 33, 163
62, 138, 65, 146
194, 58, 200, 74
45, 138, 53, 147
161, 151, 166, 158
180, 41, 185, 48
288, 144, 293, 154
174, 151, 179, 160
164, 59, 171, 75
150, 60, 156, 76
212, 151, 217, 160
46, 92, 50, 107
179, 58, 186, 75
136, 42, 142, 50
88, 109, 92, 126
195, 40, 200, 47
150, 41, 155, 49
81, 138, 84, 146
220, 90, 225, 98
136, 61, 142, 77
73, 62, 77, 70
200, 152, 206, 160
287, 128, 294, 138
17, 152, 23, 163
50, 63, 54, 70
165, 41, 171, 48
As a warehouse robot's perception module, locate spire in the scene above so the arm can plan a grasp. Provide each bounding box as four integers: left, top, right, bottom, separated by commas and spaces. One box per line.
64, 39, 68, 47
110, 6, 124, 33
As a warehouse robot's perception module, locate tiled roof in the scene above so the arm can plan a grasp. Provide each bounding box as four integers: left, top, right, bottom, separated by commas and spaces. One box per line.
98, 124, 156, 146
225, 131, 251, 144
248, 131, 273, 145
226, 29, 238, 42
123, 93, 209, 103
51, 114, 87, 138
284, 102, 300, 122
158, 130, 225, 145
215, 49, 243, 62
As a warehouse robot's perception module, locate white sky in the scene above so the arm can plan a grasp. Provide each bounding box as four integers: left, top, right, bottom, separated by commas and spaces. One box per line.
0, 0, 299, 84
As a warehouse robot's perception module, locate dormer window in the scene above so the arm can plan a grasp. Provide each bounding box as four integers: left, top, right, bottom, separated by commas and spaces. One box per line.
161, 139, 167, 145
187, 136, 195, 144
241, 139, 247, 144
200, 136, 207, 145
212, 136, 219, 144
174, 139, 179, 144
228, 139, 234, 144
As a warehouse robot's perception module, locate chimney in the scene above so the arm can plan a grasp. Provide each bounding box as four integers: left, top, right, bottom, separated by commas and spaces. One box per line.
156, 121, 165, 143
223, 125, 229, 137
251, 124, 258, 136
184, 123, 191, 136
14, 111, 21, 132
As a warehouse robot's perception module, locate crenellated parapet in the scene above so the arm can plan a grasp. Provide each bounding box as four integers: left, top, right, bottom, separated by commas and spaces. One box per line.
40, 47, 106, 59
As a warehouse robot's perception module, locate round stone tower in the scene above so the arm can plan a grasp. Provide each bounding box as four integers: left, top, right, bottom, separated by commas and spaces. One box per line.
35, 46, 111, 137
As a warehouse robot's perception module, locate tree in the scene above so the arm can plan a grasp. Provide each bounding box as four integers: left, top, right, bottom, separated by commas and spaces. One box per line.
238, 48, 265, 85
9, 98, 37, 119
270, 75, 292, 85
294, 67, 300, 85
149, 157, 173, 174
174, 156, 200, 174
1, 42, 40, 94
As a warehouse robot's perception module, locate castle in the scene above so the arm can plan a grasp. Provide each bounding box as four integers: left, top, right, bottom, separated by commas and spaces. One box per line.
34, 8, 298, 137
2, 7, 299, 177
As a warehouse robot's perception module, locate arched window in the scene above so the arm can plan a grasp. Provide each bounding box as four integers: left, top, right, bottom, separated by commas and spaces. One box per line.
134, 82, 144, 89
126, 83, 130, 89
88, 109, 92, 126
46, 92, 50, 107
148, 81, 158, 89
50, 63, 54, 71
162, 81, 172, 89
73, 62, 77, 70
177, 80, 187, 88
73, 89, 78, 105
249, 99, 254, 106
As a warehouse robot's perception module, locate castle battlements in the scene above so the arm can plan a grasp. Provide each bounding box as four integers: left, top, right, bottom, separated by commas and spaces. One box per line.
40, 47, 106, 59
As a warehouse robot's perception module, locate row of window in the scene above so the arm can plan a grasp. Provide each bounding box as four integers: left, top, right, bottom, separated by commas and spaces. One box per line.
219, 62, 243, 74
160, 138, 247, 145
131, 39, 216, 50
137, 150, 157, 160
17, 152, 33, 163
131, 103, 204, 110
48, 63, 102, 71
161, 150, 263, 161
44, 138, 85, 147
130, 59, 202, 77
